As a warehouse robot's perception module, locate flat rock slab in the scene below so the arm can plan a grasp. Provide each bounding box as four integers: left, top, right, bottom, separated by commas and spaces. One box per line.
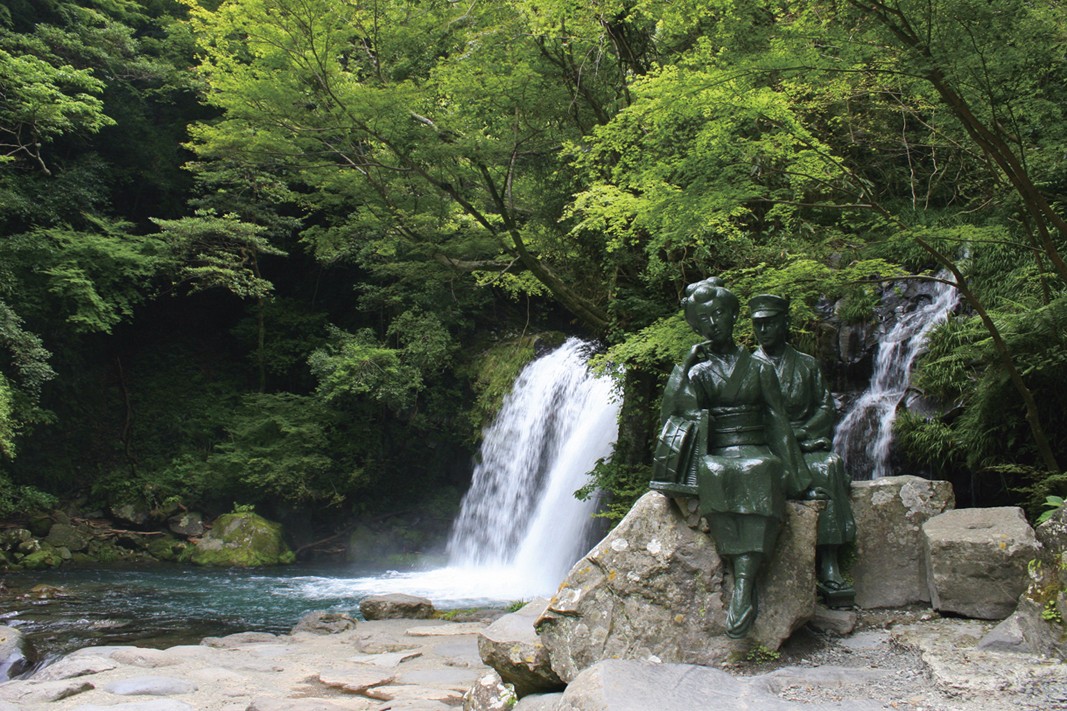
406, 622, 486, 637
103, 676, 198, 696
108, 648, 180, 668
200, 631, 279, 647
892, 620, 1067, 699
0, 618, 485, 711
247, 699, 367, 711
73, 702, 196, 711
317, 666, 395, 694
0, 679, 94, 705
555, 659, 884, 711
347, 650, 423, 667
32, 655, 117, 681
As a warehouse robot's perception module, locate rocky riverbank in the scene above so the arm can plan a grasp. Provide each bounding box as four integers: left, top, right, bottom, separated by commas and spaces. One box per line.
0, 605, 1064, 710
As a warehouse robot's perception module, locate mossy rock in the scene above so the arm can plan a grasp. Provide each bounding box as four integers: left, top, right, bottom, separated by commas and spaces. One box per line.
181, 512, 295, 567
45, 523, 90, 552
147, 534, 188, 562
20, 546, 64, 570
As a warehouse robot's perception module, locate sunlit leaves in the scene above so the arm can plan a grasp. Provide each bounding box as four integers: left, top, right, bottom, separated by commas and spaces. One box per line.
152, 209, 284, 300
0, 48, 113, 172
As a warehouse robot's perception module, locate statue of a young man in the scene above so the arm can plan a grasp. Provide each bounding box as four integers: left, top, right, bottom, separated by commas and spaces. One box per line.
654, 277, 812, 638
749, 294, 856, 607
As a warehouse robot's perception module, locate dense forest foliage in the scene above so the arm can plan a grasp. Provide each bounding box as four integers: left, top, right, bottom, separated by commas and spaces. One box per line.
2, 0, 1066, 539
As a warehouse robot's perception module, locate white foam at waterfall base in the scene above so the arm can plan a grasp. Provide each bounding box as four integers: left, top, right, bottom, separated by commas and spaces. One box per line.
299, 338, 621, 606
834, 273, 960, 479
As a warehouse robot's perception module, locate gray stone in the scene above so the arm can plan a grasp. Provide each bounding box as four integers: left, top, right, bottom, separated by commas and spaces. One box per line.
246, 699, 355, 711
74, 702, 196, 711
923, 506, 1039, 619
809, 605, 858, 636
348, 649, 423, 667
104, 675, 199, 695
462, 669, 518, 711
31, 654, 117, 680
166, 511, 205, 538
292, 610, 358, 635
0, 625, 31, 680
110, 647, 181, 667
535, 492, 817, 684
477, 598, 562, 697
554, 659, 883, 711
0, 678, 93, 704
754, 665, 895, 699
361, 593, 436, 620
406, 622, 484, 636
892, 619, 1067, 700
978, 612, 1028, 652
45, 522, 90, 552
316, 666, 395, 693
200, 631, 279, 647
849, 475, 955, 608
514, 693, 564, 711
753, 501, 820, 644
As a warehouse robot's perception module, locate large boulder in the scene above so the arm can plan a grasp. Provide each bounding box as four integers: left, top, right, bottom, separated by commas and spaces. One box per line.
535, 492, 818, 683
359, 593, 436, 620
849, 476, 955, 608
180, 512, 295, 567
923, 507, 1039, 619
478, 598, 563, 697
44, 523, 89, 552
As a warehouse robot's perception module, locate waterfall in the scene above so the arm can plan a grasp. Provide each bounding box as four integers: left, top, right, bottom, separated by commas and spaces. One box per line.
446, 338, 621, 594
834, 273, 960, 479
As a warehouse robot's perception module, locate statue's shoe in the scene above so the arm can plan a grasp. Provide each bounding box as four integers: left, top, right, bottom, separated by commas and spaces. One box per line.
817, 580, 856, 609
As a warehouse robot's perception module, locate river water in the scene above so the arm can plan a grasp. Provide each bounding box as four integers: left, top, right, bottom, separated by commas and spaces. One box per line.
0, 562, 523, 667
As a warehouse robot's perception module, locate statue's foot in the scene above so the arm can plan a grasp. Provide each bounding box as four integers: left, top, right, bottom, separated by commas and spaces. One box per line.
726, 581, 758, 639
817, 579, 856, 609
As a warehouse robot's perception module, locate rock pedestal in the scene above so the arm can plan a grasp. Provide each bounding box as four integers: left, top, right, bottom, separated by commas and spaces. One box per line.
535, 491, 818, 683
923, 507, 1039, 620
849, 476, 955, 608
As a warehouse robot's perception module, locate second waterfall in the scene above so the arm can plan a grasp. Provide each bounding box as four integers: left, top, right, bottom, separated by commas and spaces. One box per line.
447, 338, 621, 595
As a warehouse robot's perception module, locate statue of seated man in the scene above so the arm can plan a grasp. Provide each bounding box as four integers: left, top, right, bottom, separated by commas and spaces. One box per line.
652, 277, 812, 638
749, 294, 857, 607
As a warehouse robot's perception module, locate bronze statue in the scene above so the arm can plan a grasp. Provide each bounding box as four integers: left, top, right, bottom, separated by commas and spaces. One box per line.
652, 277, 812, 638
750, 294, 856, 607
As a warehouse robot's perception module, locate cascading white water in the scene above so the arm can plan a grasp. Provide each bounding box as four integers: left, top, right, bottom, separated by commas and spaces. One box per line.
834, 273, 960, 479
446, 338, 621, 594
